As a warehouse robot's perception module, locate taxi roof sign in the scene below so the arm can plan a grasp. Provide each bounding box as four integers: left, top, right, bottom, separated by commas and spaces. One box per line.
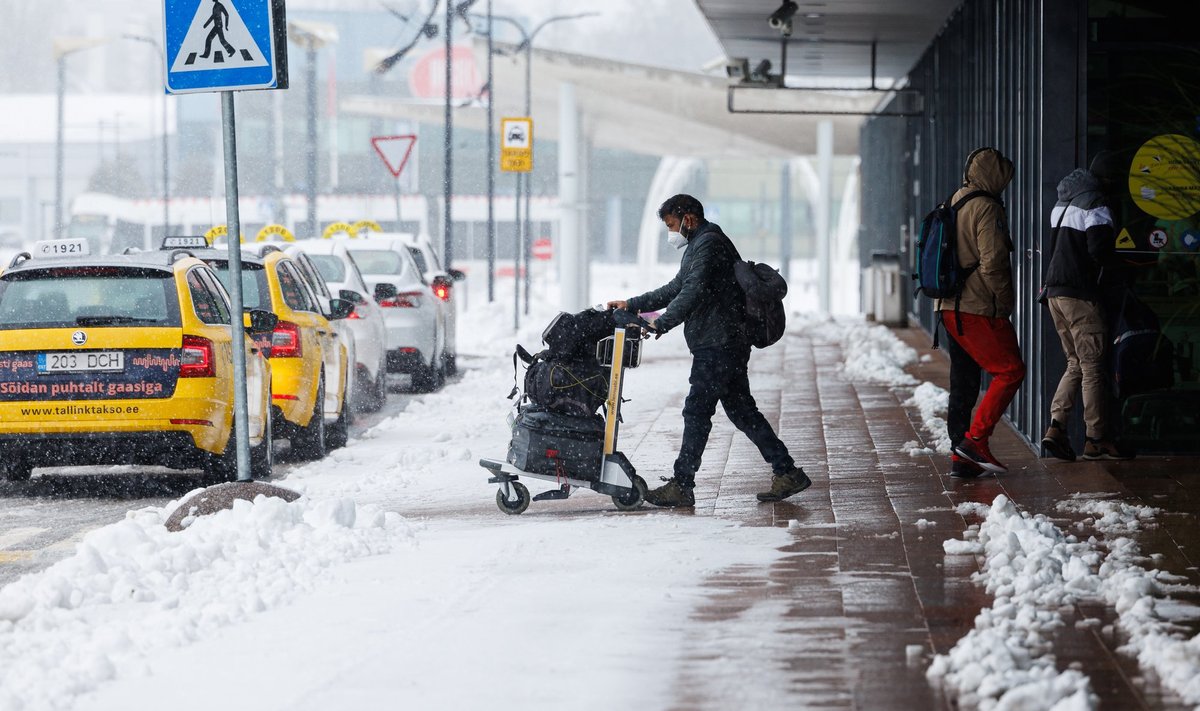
32, 239, 90, 258
162, 235, 210, 250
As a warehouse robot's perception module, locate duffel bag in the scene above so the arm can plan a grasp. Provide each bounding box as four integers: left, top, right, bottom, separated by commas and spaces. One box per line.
508, 409, 605, 480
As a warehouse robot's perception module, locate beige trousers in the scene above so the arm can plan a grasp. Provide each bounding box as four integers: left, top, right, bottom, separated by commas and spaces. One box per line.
1048, 296, 1107, 438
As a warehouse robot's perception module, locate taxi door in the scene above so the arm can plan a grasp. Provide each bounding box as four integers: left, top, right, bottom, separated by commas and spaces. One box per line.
275, 261, 339, 421
195, 268, 267, 441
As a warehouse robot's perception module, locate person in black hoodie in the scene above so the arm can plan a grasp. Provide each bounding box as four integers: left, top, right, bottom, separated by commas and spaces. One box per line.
1040, 152, 1134, 461
606, 194, 809, 507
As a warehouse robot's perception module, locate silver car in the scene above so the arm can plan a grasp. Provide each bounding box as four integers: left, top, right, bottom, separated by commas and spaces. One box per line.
346, 237, 448, 392
286, 241, 389, 411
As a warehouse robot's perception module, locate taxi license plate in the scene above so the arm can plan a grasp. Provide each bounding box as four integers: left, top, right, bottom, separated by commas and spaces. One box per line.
37, 351, 125, 374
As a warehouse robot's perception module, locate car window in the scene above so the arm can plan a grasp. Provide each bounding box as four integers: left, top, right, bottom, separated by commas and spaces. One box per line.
348, 249, 415, 280
296, 255, 332, 299
423, 243, 443, 271
277, 262, 317, 312
212, 262, 269, 311
197, 269, 232, 324
406, 246, 428, 274
307, 254, 347, 283
187, 268, 225, 325
0, 267, 180, 329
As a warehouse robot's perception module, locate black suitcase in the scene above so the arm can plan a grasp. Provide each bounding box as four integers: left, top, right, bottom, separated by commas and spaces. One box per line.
508, 409, 604, 480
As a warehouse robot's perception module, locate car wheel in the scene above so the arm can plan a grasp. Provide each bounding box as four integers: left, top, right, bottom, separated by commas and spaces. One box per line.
444, 352, 457, 377
412, 361, 443, 393
250, 405, 275, 479
291, 374, 327, 461
3, 460, 33, 482
204, 436, 239, 485
326, 395, 350, 450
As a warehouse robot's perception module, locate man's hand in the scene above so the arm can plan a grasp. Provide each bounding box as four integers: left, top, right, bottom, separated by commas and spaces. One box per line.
606, 299, 628, 310
645, 318, 662, 339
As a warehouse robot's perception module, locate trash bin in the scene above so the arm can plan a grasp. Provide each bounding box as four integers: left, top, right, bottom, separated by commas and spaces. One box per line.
871, 252, 907, 327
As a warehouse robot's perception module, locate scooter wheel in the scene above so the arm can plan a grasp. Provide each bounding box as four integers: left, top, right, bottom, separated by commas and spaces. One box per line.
611, 474, 647, 511
496, 481, 531, 515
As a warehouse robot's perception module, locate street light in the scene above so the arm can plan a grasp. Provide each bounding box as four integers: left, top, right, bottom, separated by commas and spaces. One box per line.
288, 20, 339, 238
53, 36, 109, 240
479, 13, 598, 314
123, 33, 171, 236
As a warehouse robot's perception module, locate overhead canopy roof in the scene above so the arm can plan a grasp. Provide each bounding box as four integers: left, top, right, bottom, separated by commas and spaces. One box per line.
341, 43, 865, 158
695, 0, 961, 83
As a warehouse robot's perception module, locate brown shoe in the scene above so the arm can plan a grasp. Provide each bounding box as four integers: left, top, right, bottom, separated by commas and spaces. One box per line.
644, 479, 695, 508
756, 467, 812, 502
1041, 421, 1076, 461
1082, 439, 1134, 460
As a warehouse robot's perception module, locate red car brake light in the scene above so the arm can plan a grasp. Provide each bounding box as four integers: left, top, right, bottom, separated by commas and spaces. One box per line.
432, 281, 451, 301
379, 291, 423, 308
271, 320, 303, 358
179, 335, 215, 378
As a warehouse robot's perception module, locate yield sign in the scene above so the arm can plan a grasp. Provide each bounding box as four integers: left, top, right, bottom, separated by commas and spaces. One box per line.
371, 135, 417, 178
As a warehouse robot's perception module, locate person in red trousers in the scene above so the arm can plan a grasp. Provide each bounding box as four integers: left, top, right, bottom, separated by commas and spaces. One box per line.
941, 147, 1026, 476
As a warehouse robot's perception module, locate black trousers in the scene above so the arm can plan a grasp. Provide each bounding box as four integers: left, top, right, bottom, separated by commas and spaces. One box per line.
673, 343, 794, 487
942, 321, 982, 446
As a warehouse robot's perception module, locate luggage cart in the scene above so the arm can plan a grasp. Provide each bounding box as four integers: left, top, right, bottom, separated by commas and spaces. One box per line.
479, 310, 654, 514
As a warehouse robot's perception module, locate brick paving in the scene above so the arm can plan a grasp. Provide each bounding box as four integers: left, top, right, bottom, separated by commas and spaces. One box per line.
659, 325, 1200, 710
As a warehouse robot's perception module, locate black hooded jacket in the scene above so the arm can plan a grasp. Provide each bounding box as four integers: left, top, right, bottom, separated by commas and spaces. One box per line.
627, 221, 746, 352
1043, 169, 1114, 302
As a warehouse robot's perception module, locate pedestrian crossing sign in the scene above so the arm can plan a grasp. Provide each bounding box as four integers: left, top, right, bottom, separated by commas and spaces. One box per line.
163, 0, 288, 94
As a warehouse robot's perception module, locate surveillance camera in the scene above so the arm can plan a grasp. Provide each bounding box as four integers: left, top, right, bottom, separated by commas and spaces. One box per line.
724, 57, 750, 81
768, 1, 798, 30
751, 59, 772, 81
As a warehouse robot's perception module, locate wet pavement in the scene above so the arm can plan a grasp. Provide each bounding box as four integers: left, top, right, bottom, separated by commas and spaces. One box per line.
660, 326, 1200, 710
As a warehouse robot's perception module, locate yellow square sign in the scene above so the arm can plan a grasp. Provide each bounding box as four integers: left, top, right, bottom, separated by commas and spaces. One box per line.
500, 117, 533, 173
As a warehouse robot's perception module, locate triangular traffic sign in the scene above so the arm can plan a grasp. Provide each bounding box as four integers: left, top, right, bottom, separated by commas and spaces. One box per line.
1116, 228, 1135, 250
371, 135, 417, 178
169, 0, 268, 73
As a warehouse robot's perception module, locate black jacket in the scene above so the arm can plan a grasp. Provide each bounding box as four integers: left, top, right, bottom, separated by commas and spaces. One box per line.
1043, 169, 1114, 302
627, 221, 746, 352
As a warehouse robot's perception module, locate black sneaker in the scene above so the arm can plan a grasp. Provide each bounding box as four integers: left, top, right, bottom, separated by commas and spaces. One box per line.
950, 454, 985, 479
644, 478, 695, 508
756, 467, 812, 502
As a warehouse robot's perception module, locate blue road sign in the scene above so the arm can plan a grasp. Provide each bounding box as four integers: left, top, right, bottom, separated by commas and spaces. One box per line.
163, 0, 288, 94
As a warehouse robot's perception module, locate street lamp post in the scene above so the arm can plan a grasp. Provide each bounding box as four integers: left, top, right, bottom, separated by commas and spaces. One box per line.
53, 36, 108, 240
288, 21, 339, 238
123, 34, 170, 235
481, 13, 597, 313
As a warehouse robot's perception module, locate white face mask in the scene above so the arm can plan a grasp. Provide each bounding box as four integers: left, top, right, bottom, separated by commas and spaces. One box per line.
666, 230, 687, 250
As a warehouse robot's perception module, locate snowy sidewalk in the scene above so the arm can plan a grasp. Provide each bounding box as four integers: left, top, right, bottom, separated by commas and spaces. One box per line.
4, 309, 1200, 710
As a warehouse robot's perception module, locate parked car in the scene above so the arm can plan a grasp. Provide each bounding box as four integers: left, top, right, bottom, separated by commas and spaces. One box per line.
0, 239, 276, 482
286, 241, 388, 411
190, 243, 354, 457
366, 232, 462, 375
344, 236, 448, 391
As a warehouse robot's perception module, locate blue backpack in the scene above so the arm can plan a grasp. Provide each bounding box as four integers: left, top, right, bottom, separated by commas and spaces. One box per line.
913, 190, 992, 346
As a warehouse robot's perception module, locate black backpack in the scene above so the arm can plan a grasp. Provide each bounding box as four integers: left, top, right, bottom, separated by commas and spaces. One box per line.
733, 260, 788, 348
509, 308, 616, 416
913, 191, 990, 300
1106, 286, 1174, 400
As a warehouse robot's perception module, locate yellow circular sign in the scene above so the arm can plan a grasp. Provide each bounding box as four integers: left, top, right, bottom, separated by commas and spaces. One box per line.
256, 224, 295, 242
323, 221, 356, 239
204, 225, 246, 243
1130, 134, 1200, 220
351, 220, 382, 235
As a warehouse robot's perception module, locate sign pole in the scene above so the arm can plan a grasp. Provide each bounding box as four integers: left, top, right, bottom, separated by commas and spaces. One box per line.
221, 90, 252, 482
394, 177, 402, 228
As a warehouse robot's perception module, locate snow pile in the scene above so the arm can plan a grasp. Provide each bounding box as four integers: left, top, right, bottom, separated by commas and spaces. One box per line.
0, 495, 411, 711
796, 315, 919, 387
903, 382, 951, 454
927, 495, 1096, 709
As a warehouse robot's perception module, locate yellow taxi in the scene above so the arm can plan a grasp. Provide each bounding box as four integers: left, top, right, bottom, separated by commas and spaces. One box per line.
0, 239, 276, 482
194, 243, 353, 459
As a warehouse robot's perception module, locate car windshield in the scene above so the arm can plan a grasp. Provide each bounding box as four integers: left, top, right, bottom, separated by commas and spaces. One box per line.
0, 267, 179, 329
348, 249, 415, 280
211, 262, 270, 310
307, 254, 346, 282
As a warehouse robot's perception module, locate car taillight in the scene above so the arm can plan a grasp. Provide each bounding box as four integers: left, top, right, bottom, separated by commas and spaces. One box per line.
346, 306, 364, 320
180, 335, 215, 378
271, 321, 303, 358
432, 281, 451, 302
379, 291, 422, 308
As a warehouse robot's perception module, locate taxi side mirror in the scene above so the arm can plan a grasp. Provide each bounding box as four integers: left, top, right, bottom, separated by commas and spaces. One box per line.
244, 309, 278, 334
339, 288, 367, 305
373, 282, 398, 301
328, 298, 355, 320
448, 268, 466, 282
